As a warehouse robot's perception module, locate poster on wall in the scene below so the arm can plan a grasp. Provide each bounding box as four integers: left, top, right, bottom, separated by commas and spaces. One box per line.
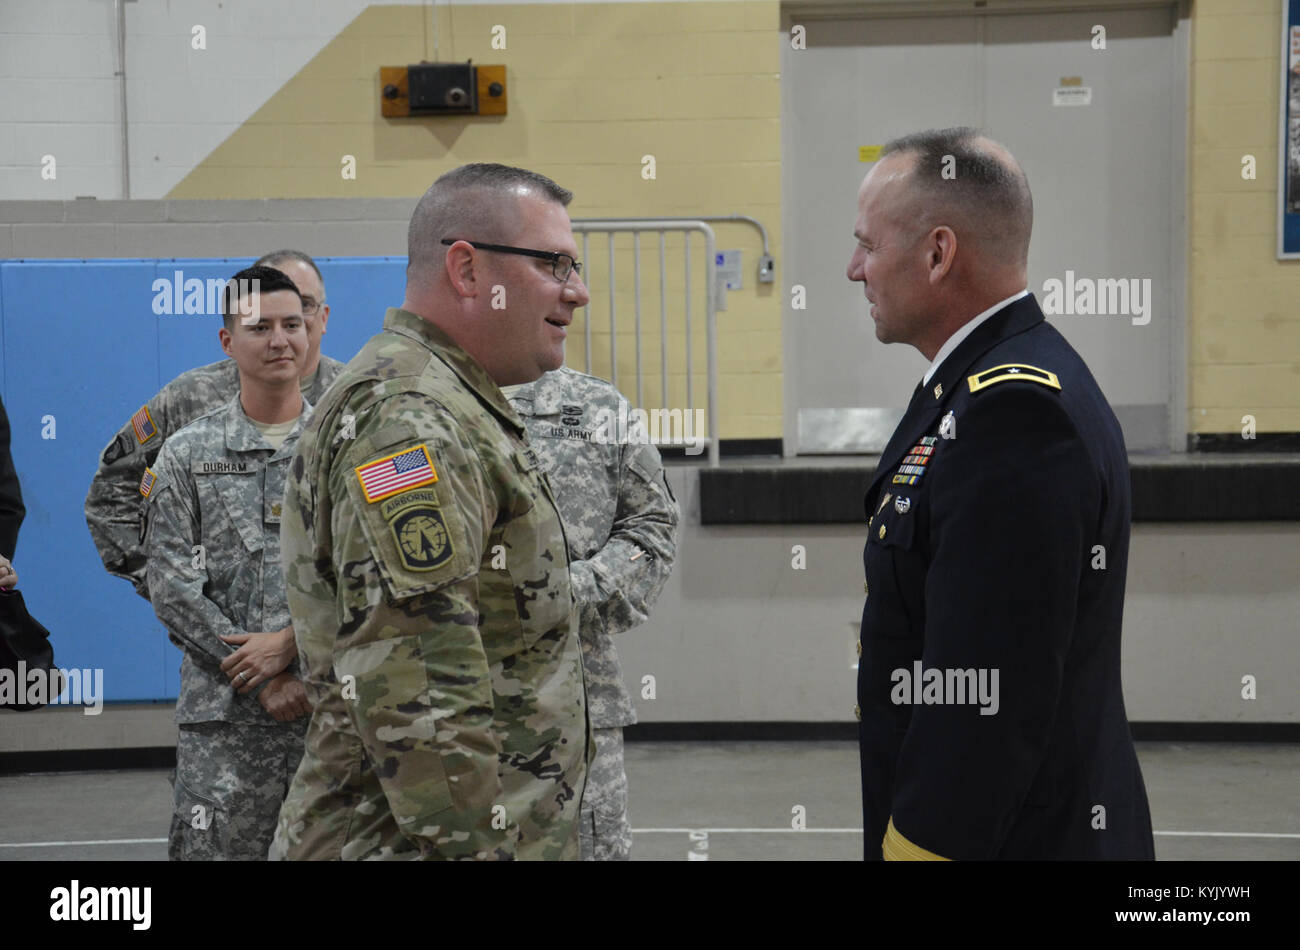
1278, 2, 1300, 257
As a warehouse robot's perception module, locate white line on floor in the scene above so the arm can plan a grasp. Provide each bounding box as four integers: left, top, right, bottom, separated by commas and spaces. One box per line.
0, 829, 1296, 848
637, 828, 860, 834
1152, 831, 1300, 839
0, 837, 167, 848
633, 829, 1300, 838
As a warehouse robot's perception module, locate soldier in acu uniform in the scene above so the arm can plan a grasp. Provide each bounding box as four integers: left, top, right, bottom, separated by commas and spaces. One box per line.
847, 129, 1154, 861
86, 250, 343, 598
504, 366, 678, 859
271, 164, 592, 861
146, 267, 316, 859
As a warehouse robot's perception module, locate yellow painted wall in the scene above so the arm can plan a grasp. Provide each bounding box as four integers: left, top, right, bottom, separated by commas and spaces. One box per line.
171, 0, 1300, 442
168, 1, 782, 441
1190, 0, 1300, 433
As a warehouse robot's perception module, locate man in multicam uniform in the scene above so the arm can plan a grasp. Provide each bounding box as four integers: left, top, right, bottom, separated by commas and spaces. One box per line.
145, 266, 315, 860
271, 163, 592, 861
85, 250, 343, 599
503, 366, 678, 859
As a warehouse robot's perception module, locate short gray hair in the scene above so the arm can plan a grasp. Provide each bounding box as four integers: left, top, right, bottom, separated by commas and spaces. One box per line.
407, 163, 574, 283
254, 249, 323, 286
881, 127, 1033, 265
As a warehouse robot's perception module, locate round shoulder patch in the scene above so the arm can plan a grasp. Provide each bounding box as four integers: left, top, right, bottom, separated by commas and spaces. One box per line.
386, 497, 455, 572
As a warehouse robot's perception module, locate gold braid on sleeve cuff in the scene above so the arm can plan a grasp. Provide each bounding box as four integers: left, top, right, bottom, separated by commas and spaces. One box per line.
882, 817, 951, 861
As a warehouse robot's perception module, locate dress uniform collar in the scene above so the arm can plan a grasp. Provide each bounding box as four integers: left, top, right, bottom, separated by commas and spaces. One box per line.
922, 293, 1047, 409
381, 307, 526, 436
865, 294, 1048, 508
222, 393, 313, 459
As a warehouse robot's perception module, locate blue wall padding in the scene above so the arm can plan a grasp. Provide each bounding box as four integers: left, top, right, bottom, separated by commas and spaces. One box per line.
0, 256, 409, 704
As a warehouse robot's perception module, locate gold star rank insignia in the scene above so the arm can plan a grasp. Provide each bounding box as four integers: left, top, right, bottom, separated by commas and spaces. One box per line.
967, 363, 1061, 393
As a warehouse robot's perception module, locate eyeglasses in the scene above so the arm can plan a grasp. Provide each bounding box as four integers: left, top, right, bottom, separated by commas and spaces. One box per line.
440, 238, 582, 282
300, 297, 325, 316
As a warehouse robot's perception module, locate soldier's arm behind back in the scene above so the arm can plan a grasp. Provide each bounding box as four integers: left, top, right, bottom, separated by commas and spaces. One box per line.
85, 362, 234, 597
326, 395, 515, 858
571, 410, 680, 633
0, 397, 25, 558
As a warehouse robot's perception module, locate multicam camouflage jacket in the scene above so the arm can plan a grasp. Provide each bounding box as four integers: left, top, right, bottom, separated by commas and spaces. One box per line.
505, 367, 678, 728
86, 355, 344, 598
144, 395, 311, 725
270, 308, 588, 861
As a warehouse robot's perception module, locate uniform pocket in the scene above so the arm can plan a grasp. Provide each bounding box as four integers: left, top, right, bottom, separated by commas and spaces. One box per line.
194, 468, 264, 554
864, 491, 925, 639
867, 498, 919, 552
498, 500, 572, 649
170, 780, 224, 861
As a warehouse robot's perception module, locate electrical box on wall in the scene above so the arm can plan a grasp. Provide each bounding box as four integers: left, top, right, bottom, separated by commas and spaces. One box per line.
380, 62, 507, 117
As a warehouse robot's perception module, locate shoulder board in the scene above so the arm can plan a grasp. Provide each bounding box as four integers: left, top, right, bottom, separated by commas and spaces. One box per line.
967, 363, 1061, 394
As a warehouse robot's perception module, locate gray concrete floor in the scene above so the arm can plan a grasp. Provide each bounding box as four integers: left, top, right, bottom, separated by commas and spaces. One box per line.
0, 741, 1295, 860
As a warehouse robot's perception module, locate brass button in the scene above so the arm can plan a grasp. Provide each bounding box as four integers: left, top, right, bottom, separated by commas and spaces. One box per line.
856, 639, 862, 657
863, 580, 869, 596
878, 524, 886, 540
854, 704, 862, 721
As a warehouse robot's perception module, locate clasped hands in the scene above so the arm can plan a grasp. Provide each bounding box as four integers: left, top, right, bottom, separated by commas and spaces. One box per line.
219, 625, 310, 722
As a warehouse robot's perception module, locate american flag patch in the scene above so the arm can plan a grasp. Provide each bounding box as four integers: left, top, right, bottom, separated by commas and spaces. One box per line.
131, 405, 158, 444
139, 467, 157, 498
355, 444, 438, 503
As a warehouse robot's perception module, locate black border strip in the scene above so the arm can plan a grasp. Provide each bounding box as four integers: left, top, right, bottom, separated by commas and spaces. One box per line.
659, 438, 782, 461
1190, 432, 1300, 452
0, 745, 175, 776
701, 460, 1300, 523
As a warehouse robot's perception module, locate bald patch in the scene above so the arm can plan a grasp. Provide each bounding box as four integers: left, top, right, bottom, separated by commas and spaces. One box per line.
888, 136, 1032, 266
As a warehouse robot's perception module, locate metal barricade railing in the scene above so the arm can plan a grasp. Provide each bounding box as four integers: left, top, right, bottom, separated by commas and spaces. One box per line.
569, 219, 718, 467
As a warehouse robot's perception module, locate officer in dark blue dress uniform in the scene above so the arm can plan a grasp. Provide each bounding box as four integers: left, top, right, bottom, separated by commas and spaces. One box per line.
847, 128, 1154, 861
